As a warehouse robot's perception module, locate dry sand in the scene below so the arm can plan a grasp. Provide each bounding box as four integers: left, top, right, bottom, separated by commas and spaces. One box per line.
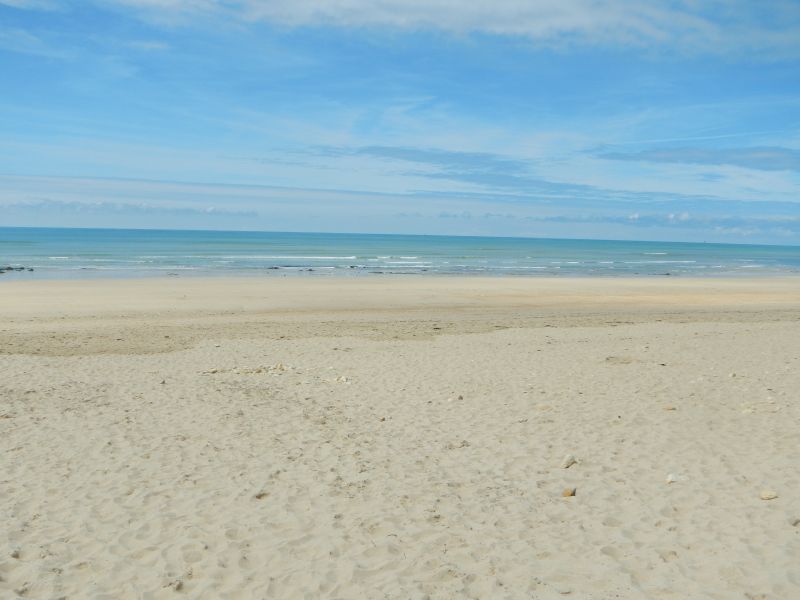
1, 277, 799, 599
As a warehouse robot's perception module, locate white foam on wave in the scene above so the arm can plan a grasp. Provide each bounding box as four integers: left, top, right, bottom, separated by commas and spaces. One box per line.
623, 260, 697, 264
218, 255, 357, 260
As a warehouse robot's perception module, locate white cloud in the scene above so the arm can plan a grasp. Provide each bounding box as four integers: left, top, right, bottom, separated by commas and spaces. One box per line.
0, 27, 72, 58
125, 39, 170, 50
0, 0, 55, 8
101, 0, 800, 56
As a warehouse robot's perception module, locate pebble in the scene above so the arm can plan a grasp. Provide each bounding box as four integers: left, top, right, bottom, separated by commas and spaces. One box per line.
760, 490, 778, 501
561, 487, 577, 497
561, 454, 577, 469
666, 473, 678, 484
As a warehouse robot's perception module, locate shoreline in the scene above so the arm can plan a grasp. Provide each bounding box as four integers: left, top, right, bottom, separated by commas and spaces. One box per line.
3, 271, 800, 283
3, 274, 800, 312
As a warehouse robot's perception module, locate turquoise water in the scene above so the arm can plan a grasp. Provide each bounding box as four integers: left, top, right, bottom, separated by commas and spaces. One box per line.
1, 227, 799, 279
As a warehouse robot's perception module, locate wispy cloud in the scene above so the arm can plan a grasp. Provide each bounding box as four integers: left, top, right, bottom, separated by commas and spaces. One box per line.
2, 174, 798, 242
423, 207, 800, 238
321, 144, 579, 194
0, 0, 55, 8
599, 146, 800, 172
0, 27, 71, 58
355, 146, 530, 175
124, 39, 169, 51
89, 0, 800, 57
3, 198, 257, 217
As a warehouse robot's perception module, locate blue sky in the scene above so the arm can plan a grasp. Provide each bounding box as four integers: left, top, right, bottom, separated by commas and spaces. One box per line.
1, 1, 799, 244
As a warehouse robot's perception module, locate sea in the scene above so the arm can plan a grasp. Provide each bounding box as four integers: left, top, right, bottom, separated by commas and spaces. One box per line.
1, 227, 799, 280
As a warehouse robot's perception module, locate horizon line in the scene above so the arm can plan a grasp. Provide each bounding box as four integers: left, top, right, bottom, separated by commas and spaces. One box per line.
2, 225, 799, 249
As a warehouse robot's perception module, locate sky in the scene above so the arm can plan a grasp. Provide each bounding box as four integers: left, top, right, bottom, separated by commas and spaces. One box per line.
1, 0, 799, 244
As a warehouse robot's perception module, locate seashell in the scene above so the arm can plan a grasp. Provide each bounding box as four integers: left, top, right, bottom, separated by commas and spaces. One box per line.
561, 454, 577, 469
562, 487, 577, 497
666, 473, 678, 484
760, 490, 778, 501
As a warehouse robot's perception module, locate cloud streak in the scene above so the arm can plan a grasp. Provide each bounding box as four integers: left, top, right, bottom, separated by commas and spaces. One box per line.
2, 174, 798, 242
599, 146, 800, 172
2, 198, 257, 217
84, 0, 800, 57
0, 27, 72, 58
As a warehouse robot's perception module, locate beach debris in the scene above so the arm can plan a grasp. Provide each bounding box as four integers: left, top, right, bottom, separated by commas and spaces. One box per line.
561, 454, 577, 469
790, 518, 800, 527
663, 406, 677, 411
561, 487, 577, 497
334, 375, 351, 384
445, 439, 471, 450
666, 473, 678, 484
740, 400, 781, 414
202, 363, 292, 376
553, 584, 573, 595
760, 490, 779, 501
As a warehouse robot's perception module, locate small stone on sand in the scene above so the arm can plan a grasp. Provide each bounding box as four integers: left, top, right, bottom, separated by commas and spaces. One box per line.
562, 487, 576, 497
666, 473, 678, 484
760, 490, 778, 501
561, 454, 577, 469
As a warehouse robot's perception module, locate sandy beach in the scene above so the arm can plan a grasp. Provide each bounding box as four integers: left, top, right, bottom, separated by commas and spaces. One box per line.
1, 276, 799, 599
